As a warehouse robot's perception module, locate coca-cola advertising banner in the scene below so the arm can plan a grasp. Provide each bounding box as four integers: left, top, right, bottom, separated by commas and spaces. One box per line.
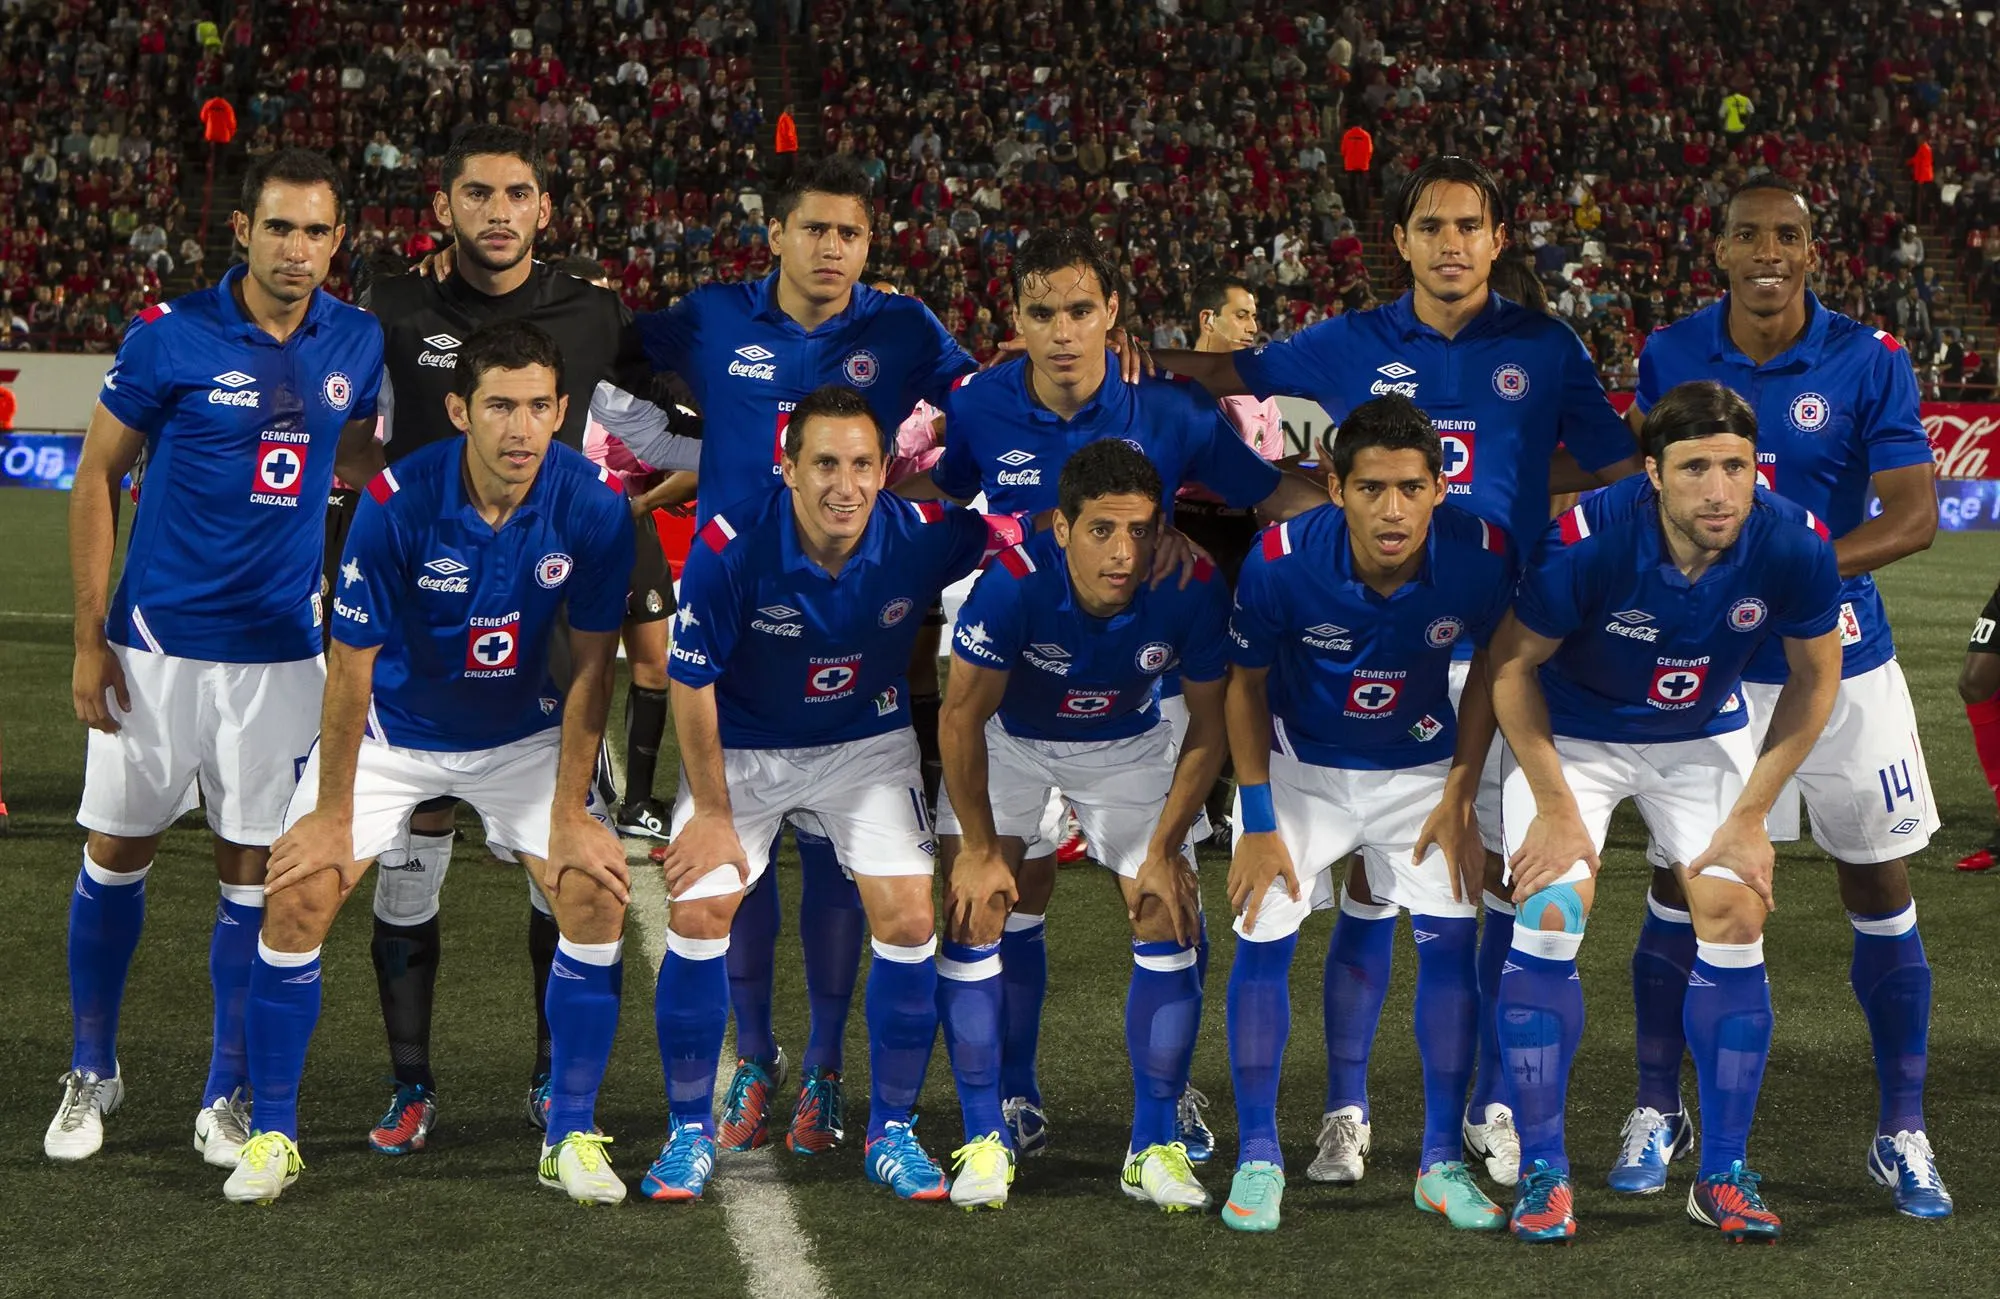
1923, 404, 2000, 481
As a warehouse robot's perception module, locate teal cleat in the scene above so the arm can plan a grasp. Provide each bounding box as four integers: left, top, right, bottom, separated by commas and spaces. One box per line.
1415, 1160, 1506, 1230
1222, 1161, 1285, 1232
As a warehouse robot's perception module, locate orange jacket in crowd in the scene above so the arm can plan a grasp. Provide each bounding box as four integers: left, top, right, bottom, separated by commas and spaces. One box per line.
775, 112, 798, 154
1341, 126, 1373, 173
201, 97, 237, 145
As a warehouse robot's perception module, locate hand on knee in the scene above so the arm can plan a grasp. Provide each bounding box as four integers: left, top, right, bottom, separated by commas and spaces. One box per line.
1128, 894, 1186, 947
265, 875, 340, 950
1686, 878, 1766, 945
551, 875, 627, 945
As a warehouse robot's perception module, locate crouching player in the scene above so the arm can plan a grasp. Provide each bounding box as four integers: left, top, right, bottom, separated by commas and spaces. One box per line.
1219, 394, 1516, 1233
934, 439, 1230, 1211
1488, 380, 1842, 1243
226, 321, 637, 1204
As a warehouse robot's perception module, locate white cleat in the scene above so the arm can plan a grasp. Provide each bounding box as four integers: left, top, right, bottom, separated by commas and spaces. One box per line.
195, 1089, 254, 1169
539, 1132, 628, 1205
1463, 1102, 1522, 1188
224, 1131, 303, 1204
1305, 1105, 1371, 1184
45, 1067, 124, 1161
949, 1133, 1015, 1210
1121, 1142, 1212, 1211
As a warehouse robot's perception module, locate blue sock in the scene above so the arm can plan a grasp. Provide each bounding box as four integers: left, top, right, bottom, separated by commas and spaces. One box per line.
865, 939, 939, 1140
1128, 939, 1201, 1150
1850, 905, 1931, 1134
799, 831, 864, 1074
1496, 929, 1586, 1175
1467, 892, 1514, 1116
1195, 910, 1210, 988
67, 854, 148, 1077
1227, 930, 1298, 1168
244, 939, 322, 1140
657, 933, 730, 1133
937, 940, 1007, 1145
725, 848, 781, 1064
1412, 914, 1478, 1171
1323, 898, 1396, 1117
998, 912, 1047, 1104
1631, 886, 1695, 1114
1684, 938, 1773, 1177
200, 883, 262, 1102
544, 937, 624, 1142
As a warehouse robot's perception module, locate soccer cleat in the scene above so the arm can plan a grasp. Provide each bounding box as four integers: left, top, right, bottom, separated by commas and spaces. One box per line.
640, 1122, 717, 1202
1687, 1161, 1782, 1242
224, 1131, 303, 1204
716, 1049, 788, 1151
1606, 1106, 1694, 1194
786, 1066, 845, 1155
1122, 1142, 1211, 1212
1463, 1102, 1522, 1187
949, 1132, 1015, 1210
367, 1082, 438, 1155
1957, 833, 2000, 872
1175, 1085, 1216, 1164
1222, 1161, 1285, 1232
1305, 1105, 1370, 1183
526, 1072, 552, 1132
194, 1088, 254, 1169
1869, 1130, 1954, 1218
0, 800, 9, 833
1055, 806, 1087, 865
866, 1118, 950, 1201
1510, 1160, 1578, 1243
539, 1132, 627, 1205
615, 797, 670, 840
45, 1067, 124, 1161
1002, 1096, 1049, 1157
1415, 1160, 1507, 1230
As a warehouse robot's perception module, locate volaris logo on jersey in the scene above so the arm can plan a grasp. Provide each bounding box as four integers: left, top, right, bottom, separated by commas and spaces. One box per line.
322, 371, 354, 412
466, 614, 522, 677
878, 597, 913, 627
805, 655, 861, 701
536, 553, 574, 589
251, 435, 309, 506
1647, 657, 1708, 710
1135, 641, 1175, 673
1727, 597, 1768, 632
729, 343, 777, 381
1491, 363, 1530, 401
842, 349, 880, 387
1424, 617, 1464, 648
1789, 392, 1832, 433
1370, 361, 1418, 397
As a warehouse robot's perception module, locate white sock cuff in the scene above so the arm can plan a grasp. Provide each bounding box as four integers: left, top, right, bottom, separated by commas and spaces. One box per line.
873, 936, 938, 963
1480, 890, 1516, 917
525, 874, 553, 916
257, 937, 320, 967
219, 882, 266, 908
1646, 892, 1693, 925
1133, 945, 1199, 973
666, 930, 730, 961
1695, 937, 1765, 969
1509, 925, 1584, 962
1850, 903, 1917, 937
556, 936, 624, 966
937, 951, 1003, 981
81, 854, 149, 887
1339, 891, 1398, 922
1003, 911, 1046, 934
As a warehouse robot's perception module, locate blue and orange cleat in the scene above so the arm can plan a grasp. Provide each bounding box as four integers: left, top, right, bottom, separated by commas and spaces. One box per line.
1510, 1159, 1578, 1244
1687, 1162, 1782, 1242
526, 1072, 552, 1132
786, 1066, 845, 1156
866, 1118, 950, 1202
716, 1049, 788, 1151
368, 1083, 437, 1155
1869, 1130, 1954, 1218
641, 1122, 717, 1202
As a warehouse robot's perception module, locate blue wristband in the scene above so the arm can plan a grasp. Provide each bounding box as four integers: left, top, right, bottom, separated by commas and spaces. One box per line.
1238, 782, 1277, 834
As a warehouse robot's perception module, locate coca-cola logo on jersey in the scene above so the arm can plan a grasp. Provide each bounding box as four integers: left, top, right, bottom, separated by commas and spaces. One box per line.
1924, 404, 2000, 480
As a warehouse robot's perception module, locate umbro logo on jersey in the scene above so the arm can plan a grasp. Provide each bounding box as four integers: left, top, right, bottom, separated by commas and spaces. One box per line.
423, 334, 461, 350
211, 368, 261, 407
758, 603, 802, 619
997, 449, 1036, 467
1302, 623, 1354, 650
1375, 362, 1415, 379
1606, 608, 1660, 642
734, 344, 775, 361
1028, 642, 1069, 659
996, 447, 1041, 485
417, 333, 463, 369
425, 557, 470, 576
729, 343, 777, 380
1611, 609, 1654, 624
1025, 641, 1070, 675
1371, 361, 1418, 396
420, 555, 470, 594
753, 603, 804, 637
213, 370, 255, 388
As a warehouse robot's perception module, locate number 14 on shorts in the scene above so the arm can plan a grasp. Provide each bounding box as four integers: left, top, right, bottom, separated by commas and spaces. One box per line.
1877, 759, 1916, 814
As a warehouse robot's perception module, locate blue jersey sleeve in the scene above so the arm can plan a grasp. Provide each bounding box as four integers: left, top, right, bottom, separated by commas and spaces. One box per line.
1466, 540, 1519, 650
907, 303, 981, 407
930, 386, 982, 501
951, 554, 1028, 670
667, 535, 742, 689
634, 293, 702, 392
563, 490, 638, 634
1632, 334, 1669, 416
1231, 319, 1345, 403
98, 312, 176, 434
1558, 330, 1639, 472
1860, 342, 1936, 476
330, 482, 405, 650
1183, 399, 1284, 509
1226, 537, 1286, 669
1512, 525, 1588, 642
1176, 569, 1232, 683
938, 501, 994, 585
1771, 531, 1843, 641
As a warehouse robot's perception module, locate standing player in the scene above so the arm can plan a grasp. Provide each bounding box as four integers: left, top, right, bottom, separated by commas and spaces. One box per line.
935, 441, 1229, 1211
1171, 275, 1289, 581
225, 321, 636, 1204
1955, 582, 2000, 871
1613, 178, 1952, 1217
1150, 155, 1642, 1187
52, 149, 383, 1166
648, 386, 996, 1204
1218, 396, 1515, 1235
1489, 381, 1843, 1243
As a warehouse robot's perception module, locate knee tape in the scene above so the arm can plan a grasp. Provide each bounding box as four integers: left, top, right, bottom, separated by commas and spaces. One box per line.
1518, 882, 1587, 934
372, 850, 450, 926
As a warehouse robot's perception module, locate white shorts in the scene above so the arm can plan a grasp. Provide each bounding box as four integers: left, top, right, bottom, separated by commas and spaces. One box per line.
285, 729, 569, 863
669, 728, 935, 901
1157, 693, 1215, 845
1446, 657, 1506, 856
935, 718, 1188, 879
1501, 727, 1758, 892
1232, 750, 1466, 941
79, 646, 324, 845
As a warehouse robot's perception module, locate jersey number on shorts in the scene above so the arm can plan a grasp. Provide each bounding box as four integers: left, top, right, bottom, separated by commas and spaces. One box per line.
1877, 759, 1916, 813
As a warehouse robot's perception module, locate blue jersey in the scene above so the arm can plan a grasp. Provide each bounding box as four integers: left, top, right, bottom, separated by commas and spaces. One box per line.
951, 529, 1231, 741
332, 439, 635, 752
670, 491, 991, 749
1517, 475, 1841, 744
97, 264, 384, 663
1227, 503, 1515, 771
932, 357, 1282, 517
1634, 292, 1932, 682
1233, 291, 1635, 548
633, 274, 977, 523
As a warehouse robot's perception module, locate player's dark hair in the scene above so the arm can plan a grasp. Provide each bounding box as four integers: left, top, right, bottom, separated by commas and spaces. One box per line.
555, 253, 612, 287
453, 319, 566, 401
1642, 379, 1758, 463
1326, 393, 1444, 480
238, 147, 346, 221
1489, 253, 1548, 311
441, 124, 548, 193
1191, 275, 1252, 331
771, 155, 875, 224
1723, 174, 1814, 233
1057, 438, 1164, 523
1012, 226, 1124, 311
784, 383, 884, 458
1392, 155, 1506, 234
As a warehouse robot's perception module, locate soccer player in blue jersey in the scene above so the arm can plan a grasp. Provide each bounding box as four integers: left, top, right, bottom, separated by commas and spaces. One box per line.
1611, 178, 1952, 1217
52, 149, 385, 1167
224, 321, 636, 1204
1150, 156, 1642, 1187
1488, 381, 1844, 1243
1218, 395, 1516, 1234
651, 384, 998, 1204
933, 440, 1230, 1211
